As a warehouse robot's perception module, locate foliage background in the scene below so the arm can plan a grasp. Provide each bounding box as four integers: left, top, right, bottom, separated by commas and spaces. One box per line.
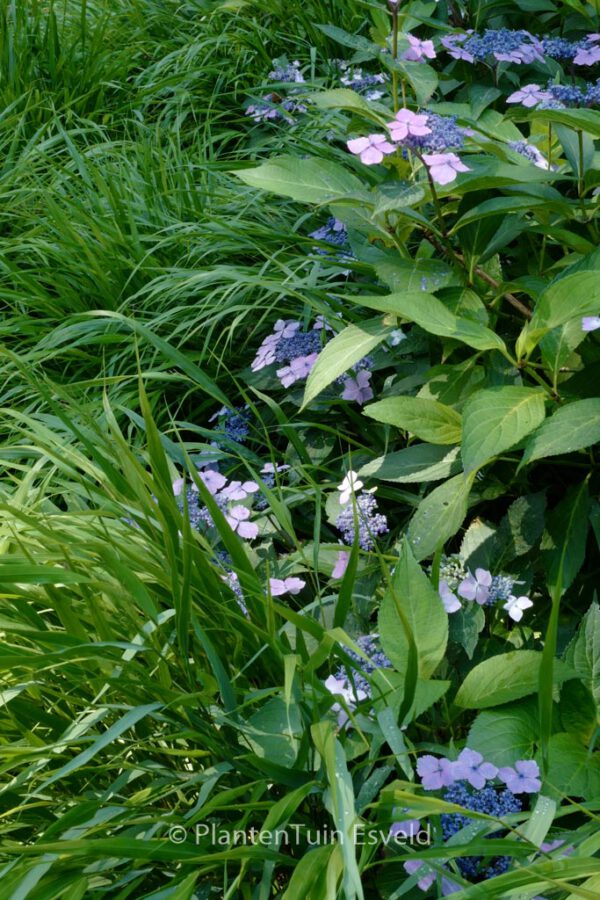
0, 0, 599, 897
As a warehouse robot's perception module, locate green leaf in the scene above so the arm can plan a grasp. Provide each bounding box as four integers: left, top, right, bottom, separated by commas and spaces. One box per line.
397, 60, 438, 104
374, 255, 455, 292
559, 679, 597, 743
519, 794, 557, 848
530, 106, 600, 138
407, 472, 475, 561
315, 23, 378, 54
521, 399, 600, 465
311, 88, 379, 118
88, 312, 229, 406
565, 602, 600, 722
363, 397, 462, 444
469, 84, 502, 118
359, 444, 461, 483
437, 156, 555, 195
349, 291, 507, 352
494, 492, 547, 563
302, 319, 390, 407
311, 722, 364, 900
372, 182, 426, 216
232, 157, 366, 204
455, 651, 575, 709
460, 519, 498, 571
452, 196, 552, 233
540, 319, 587, 388
555, 124, 595, 178
543, 733, 600, 799
371, 670, 450, 726
461, 386, 546, 473
244, 697, 302, 766
541, 481, 589, 594
378, 540, 448, 679
283, 845, 336, 900
468, 699, 539, 766
37, 702, 162, 793
448, 603, 485, 659
516, 270, 600, 355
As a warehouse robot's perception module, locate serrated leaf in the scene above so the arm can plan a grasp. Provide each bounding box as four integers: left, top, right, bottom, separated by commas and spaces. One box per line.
363, 397, 462, 444
359, 444, 461, 483
372, 182, 425, 216
521, 399, 600, 465
540, 319, 586, 386
565, 602, 600, 721
407, 472, 475, 561
375, 258, 456, 293
460, 519, 498, 571
315, 23, 378, 54
461, 386, 546, 473
468, 699, 539, 766
302, 318, 390, 408
454, 650, 575, 709
349, 291, 506, 352
542, 733, 600, 799
311, 88, 378, 117
397, 60, 438, 104
495, 492, 547, 562
517, 270, 600, 355
232, 157, 366, 204
453, 196, 551, 232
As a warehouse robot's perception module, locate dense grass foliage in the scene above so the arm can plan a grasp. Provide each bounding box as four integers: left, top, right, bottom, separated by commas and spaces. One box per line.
0, 0, 599, 897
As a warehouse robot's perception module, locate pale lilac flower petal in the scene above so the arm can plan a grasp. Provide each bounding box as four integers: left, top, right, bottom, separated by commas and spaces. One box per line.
390, 817, 421, 838
403, 860, 436, 890
269, 576, 305, 596
341, 370, 374, 405
226, 505, 257, 540
269, 578, 288, 596
361, 145, 384, 165
498, 759, 541, 794
261, 462, 290, 474
348, 134, 396, 165
276, 365, 297, 387
347, 137, 371, 155
574, 45, 600, 65
324, 674, 367, 727
458, 569, 491, 604
582, 316, 600, 332
439, 580, 461, 613
507, 85, 552, 107
283, 577, 305, 594
200, 470, 227, 493
403, 35, 437, 62
417, 755, 456, 790
386, 107, 431, 141
236, 520, 259, 540
423, 152, 470, 185
332, 549, 350, 578
453, 748, 498, 788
